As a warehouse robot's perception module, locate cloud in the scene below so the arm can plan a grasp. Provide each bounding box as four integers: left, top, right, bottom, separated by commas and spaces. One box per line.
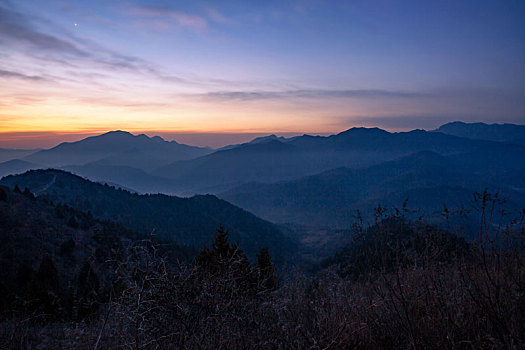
0, 3, 296, 96
0, 4, 167, 77
128, 6, 208, 31
205, 7, 229, 24
0, 6, 86, 56
203, 89, 431, 101
0, 4, 230, 91
0, 69, 48, 82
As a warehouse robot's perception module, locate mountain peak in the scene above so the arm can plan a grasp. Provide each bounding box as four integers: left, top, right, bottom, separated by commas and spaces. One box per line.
102, 130, 133, 137
249, 134, 286, 145
337, 127, 389, 136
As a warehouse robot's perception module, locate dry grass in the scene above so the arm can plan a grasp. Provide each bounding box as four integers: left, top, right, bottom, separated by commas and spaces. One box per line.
1, 194, 524, 349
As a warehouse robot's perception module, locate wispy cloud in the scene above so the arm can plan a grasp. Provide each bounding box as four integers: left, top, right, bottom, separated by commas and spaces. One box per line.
128, 6, 208, 31
0, 5, 168, 77
0, 3, 249, 95
205, 7, 229, 24
0, 69, 48, 82
203, 89, 431, 101
0, 6, 85, 56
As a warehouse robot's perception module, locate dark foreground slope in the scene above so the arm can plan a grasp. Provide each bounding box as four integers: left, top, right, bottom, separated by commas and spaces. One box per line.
0, 185, 192, 319
1, 169, 295, 259
1, 198, 522, 349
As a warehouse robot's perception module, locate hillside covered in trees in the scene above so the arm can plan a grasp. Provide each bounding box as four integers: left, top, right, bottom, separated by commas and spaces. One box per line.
0, 170, 296, 261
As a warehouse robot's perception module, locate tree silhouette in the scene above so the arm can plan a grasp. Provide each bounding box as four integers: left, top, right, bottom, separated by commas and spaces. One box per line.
256, 247, 277, 291
194, 226, 253, 291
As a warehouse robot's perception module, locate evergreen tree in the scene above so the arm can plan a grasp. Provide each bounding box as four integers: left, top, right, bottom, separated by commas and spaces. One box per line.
212, 225, 230, 257
194, 226, 253, 291
13, 184, 21, 193
256, 248, 277, 291
23, 187, 35, 200
67, 215, 79, 229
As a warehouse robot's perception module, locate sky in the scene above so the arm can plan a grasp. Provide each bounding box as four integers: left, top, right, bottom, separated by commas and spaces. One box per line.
0, 0, 524, 148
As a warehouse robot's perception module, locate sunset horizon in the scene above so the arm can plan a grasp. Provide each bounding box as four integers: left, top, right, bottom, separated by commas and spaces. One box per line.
4, 119, 522, 149
2, 0, 524, 148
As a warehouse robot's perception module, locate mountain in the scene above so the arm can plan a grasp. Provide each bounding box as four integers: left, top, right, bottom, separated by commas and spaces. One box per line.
435, 121, 525, 144
0, 160, 182, 195
0, 148, 39, 163
62, 163, 180, 194
0, 159, 42, 178
220, 151, 525, 228
218, 134, 290, 151
153, 139, 318, 194
153, 127, 516, 194
24, 130, 212, 171
0, 169, 295, 260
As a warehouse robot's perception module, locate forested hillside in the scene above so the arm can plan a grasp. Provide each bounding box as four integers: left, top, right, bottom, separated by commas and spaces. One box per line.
1, 170, 295, 260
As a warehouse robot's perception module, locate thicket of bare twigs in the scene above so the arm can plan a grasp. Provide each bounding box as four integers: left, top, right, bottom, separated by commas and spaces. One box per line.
1, 192, 524, 349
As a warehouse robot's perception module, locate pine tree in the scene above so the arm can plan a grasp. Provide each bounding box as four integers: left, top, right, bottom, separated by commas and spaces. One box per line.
194, 226, 253, 291
23, 187, 35, 200
212, 225, 231, 257
67, 215, 79, 229
256, 248, 277, 291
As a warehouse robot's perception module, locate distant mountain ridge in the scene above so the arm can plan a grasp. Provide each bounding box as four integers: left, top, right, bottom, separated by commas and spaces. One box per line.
435, 121, 525, 144
23, 130, 212, 171
1, 122, 523, 197
153, 126, 519, 194
0, 148, 40, 163
0, 159, 41, 178
220, 150, 525, 229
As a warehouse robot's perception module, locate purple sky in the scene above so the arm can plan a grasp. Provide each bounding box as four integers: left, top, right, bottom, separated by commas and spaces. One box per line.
1, 0, 524, 148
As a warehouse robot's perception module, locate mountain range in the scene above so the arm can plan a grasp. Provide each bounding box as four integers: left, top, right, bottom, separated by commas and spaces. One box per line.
153, 126, 521, 194
1, 121, 524, 235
